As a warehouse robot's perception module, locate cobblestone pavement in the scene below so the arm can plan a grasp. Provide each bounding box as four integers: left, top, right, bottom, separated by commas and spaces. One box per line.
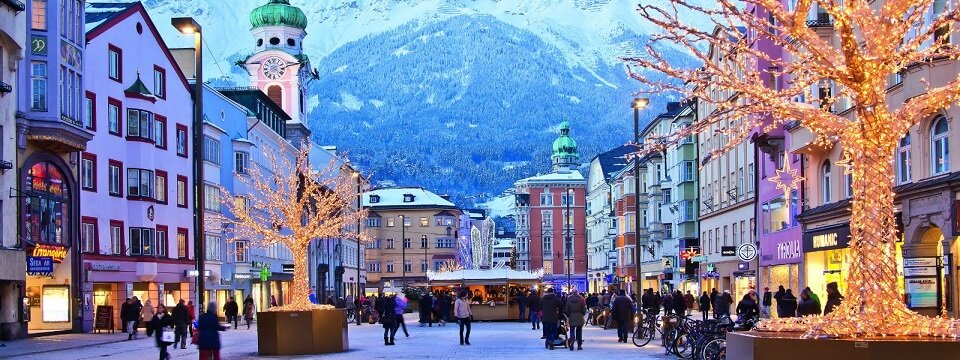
0, 318, 676, 359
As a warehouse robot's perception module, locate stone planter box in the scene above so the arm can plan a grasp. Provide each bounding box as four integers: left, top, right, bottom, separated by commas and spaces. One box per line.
257, 309, 348, 355
728, 331, 960, 360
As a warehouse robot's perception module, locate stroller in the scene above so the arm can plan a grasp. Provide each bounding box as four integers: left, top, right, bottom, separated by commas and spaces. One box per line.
544, 314, 569, 350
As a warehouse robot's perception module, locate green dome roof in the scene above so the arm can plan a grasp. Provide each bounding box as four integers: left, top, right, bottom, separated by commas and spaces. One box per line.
250, 0, 307, 30
552, 121, 579, 159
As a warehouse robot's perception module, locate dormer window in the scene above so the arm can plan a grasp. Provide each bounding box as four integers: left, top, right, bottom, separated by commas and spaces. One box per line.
369, 194, 380, 204
403, 194, 415, 203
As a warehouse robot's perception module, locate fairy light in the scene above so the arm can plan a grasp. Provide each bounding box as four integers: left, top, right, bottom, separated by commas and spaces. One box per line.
221, 146, 367, 312
625, 0, 960, 338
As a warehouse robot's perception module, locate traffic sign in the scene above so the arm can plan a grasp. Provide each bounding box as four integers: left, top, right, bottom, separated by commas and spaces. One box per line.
737, 243, 758, 262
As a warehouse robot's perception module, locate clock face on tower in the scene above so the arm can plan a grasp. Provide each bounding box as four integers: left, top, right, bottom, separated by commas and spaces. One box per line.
262, 57, 286, 79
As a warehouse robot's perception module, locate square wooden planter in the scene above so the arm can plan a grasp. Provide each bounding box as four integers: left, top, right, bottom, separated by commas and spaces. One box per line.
728, 331, 960, 360
257, 309, 349, 355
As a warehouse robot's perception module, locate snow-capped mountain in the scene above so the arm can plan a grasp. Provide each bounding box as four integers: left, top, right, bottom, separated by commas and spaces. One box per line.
123, 0, 707, 205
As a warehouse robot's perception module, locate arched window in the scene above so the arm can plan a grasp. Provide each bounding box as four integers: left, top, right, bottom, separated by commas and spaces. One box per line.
897, 134, 911, 184
932, 116, 950, 175
821, 161, 832, 204
845, 172, 853, 199
24, 162, 71, 244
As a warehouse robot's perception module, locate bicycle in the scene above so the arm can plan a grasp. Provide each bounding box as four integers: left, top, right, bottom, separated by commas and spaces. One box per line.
632, 309, 668, 347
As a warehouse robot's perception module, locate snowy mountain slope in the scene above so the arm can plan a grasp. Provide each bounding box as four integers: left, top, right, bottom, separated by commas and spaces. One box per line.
117, 0, 707, 204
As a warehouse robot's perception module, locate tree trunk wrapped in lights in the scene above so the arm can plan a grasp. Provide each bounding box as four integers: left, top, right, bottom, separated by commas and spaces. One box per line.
221, 146, 365, 312
626, 0, 960, 337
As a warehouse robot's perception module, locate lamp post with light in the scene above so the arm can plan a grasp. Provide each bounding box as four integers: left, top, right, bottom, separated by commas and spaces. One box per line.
632, 97, 649, 294
171, 17, 205, 309
352, 171, 362, 325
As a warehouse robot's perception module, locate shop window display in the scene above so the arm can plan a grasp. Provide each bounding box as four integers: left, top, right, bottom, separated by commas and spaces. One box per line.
24, 162, 69, 244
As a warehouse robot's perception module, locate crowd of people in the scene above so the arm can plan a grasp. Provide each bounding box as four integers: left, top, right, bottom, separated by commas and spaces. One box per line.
118, 295, 244, 360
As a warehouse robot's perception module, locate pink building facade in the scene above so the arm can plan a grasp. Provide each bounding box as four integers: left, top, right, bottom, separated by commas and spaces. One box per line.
78, 3, 195, 331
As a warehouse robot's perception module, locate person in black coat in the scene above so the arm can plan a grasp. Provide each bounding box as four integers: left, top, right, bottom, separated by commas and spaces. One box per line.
797, 290, 821, 317
779, 289, 798, 318
223, 297, 239, 330
527, 290, 541, 330
761, 287, 773, 318
774, 285, 786, 317
823, 282, 844, 315
438, 293, 452, 324
419, 293, 434, 327
380, 294, 398, 345
611, 290, 634, 343
714, 291, 733, 319
197, 302, 226, 359
672, 290, 686, 316
150, 304, 174, 360
640, 288, 659, 315
540, 288, 564, 346
709, 289, 719, 318
126, 297, 144, 340
171, 300, 190, 349
120, 298, 133, 333
516, 291, 528, 322
735, 294, 759, 322
698, 292, 711, 320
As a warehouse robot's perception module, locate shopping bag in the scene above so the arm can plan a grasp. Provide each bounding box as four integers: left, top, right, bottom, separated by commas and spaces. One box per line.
161, 327, 175, 343
191, 330, 200, 345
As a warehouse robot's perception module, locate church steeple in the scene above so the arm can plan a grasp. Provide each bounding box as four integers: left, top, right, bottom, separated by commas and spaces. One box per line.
551, 119, 579, 172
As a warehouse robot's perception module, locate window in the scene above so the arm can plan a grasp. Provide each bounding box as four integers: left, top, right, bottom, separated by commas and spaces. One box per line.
153, 66, 166, 99
110, 221, 123, 255
30, 62, 47, 110
32, 0, 47, 29
540, 192, 554, 206
386, 239, 395, 249
681, 161, 695, 182
235, 241, 248, 263
203, 136, 221, 164
367, 239, 382, 249
177, 228, 188, 258
543, 236, 553, 254
419, 217, 428, 227
897, 134, 912, 184
845, 172, 853, 199
205, 235, 221, 261
126, 168, 154, 199
81, 153, 96, 191
155, 171, 168, 204
402, 194, 415, 202
126, 109, 154, 141
367, 262, 381, 272
129, 227, 155, 256
234, 152, 249, 174
762, 196, 792, 234
403, 238, 411, 249
365, 217, 381, 227
108, 45, 122, 82
421, 235, 428, 249
542, 210, 553, 228
421, 260, 428, 272
84, 92, 96, 130
175, 124, 188, 157
81, 218, 97, 253
176, 175, 187, 208
154, 115, 167, 149
155, 226, 168, 257
821, 161, 832, 203
932, 116, 950, 175
403, 217, 411, 227
386, 218, 394, 227
386, 261, 395, 273
204, 184, 220, 212
561, 192, 575, 206
434, 238, 454, 248
404, 261, 412, 272
107, 98, 121, 135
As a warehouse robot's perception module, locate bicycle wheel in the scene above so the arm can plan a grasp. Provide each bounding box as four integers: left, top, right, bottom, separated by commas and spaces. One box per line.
700, 338, 726, 360
662, 327, 679, 354
672, 332, 694, 359
632, 324, 652, 347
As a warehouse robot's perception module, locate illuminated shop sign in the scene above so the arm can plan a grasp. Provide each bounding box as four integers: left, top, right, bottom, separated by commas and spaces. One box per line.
802, 224, 851, 252
33, 244, 68, 263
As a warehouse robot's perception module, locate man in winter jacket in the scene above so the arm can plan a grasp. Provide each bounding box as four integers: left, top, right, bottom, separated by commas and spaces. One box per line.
527, 290, 541, 330
823, 282, 844, 315
419, 292, 434, 327
126, 297, 143, 340
172, 299, 190, 349
778, 289, 798, 317
540, 288, 564, 348
611, 290, 634, 343
761, 287, 773, 318
120, 298, 132, 333
714, 290, 733, 319
641, 288, 660, 315
516, 291, 527, 322
223, 297, 239, 329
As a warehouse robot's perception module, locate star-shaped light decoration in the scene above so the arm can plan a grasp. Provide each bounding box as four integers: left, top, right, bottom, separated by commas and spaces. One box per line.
768, 160, 803, 202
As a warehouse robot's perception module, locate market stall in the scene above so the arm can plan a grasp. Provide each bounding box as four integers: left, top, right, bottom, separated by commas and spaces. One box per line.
427, 269, 543, 321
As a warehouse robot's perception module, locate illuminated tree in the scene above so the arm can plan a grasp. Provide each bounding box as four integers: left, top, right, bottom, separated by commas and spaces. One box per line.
626, 0, 960, 337
222, 146, 364, 311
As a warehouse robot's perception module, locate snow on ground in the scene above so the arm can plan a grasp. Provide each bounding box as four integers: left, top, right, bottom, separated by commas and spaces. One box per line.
480, 192, 516, 218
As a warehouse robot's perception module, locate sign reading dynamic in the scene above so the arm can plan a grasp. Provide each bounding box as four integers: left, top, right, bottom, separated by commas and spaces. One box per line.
32, 244, 68, 263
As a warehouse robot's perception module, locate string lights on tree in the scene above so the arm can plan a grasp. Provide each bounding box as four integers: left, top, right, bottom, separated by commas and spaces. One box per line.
221, 146, 366, 312
625, 0, 960, 337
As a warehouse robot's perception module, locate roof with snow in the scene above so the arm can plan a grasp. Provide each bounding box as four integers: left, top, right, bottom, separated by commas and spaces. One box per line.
85, 2, 137, 33
592, 145, 633, 181
363, 187, 458, 210
515, 169, 585, 185
427, 268, 543, 284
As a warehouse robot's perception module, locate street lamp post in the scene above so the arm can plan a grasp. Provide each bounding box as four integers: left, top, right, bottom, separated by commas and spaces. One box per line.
172, 17, 205, 310
401, 215, 407, 289
353, 171, 362, 325
565, 188, 572, 293
632, 97, 649, 295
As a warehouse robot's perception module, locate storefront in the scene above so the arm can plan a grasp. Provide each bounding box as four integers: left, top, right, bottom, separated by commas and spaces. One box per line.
759, 236, 802, 316
699, 257, 756, 311
22, 160, 81, 336
802, 223, 853, 301
82, 258, 195, 331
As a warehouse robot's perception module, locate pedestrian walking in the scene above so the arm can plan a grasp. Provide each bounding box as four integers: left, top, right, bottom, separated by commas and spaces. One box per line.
380, 294, 398, 345
564, 290, 586, 351
270, 295, 278, 307
761, 287, 773, 318
346, 295, 356, 321
172, 299, 189, 349
611, 290, 633, 343
797, 290, 821, 317
394, 293, 409, 338
186, 301, 196, 335
714, 290, 733, 320
823, 282, 844, 315
709, 288, 719, 318
540, 288, 563, 349
698, 291, 711, 320
125, 297, 144, 340
779, 289, 798, 318
150, 304, 173, 360
223, 297, 239, 330
684, 291, 695, 316
517, 291, 528, 322
243, 296, 256, 330
454, 290, 473, 345
121, 298, 132, 333
735, 294, 759, 322
673, 290, 686, 316
143, 300, 156, 336
774, 285, 786, 318
197, 302, 227, 360
438, 292, 452, 325
419, 292, 434, 327
527, 290, 541, 330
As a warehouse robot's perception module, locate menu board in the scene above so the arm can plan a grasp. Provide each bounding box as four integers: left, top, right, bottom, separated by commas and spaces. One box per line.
94, 305, 114, 333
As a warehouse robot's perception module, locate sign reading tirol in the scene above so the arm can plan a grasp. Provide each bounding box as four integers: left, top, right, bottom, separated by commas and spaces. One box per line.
803, 224, 851, 252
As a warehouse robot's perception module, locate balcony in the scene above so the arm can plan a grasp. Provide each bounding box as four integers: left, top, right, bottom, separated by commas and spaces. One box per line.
17, 111, 94, 153
1, 0, 25, 12
649, 223, 664, 236
0, 80, 12, 95
806, 12, 833, 27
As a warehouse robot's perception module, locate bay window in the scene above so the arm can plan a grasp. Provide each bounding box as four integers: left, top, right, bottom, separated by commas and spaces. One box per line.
126, 108, 154, 141
126, 168, 154, 199
129, 227, 155, 256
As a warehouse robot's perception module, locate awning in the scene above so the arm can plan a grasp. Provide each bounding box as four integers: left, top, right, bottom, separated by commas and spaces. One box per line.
432, 254, 455, 260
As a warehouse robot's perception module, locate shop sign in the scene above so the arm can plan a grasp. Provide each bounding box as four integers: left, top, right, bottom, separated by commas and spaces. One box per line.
802, 224, 851, 252
691, 255, 707, 263
234, 273, 252, 280
184, 270, 212, 277
737, 262, 749, 271
721, 246, 736, 257
706, 264, 716, 272
772, 239, 801, 261
26, 256, 54, 276
737, 243, 758, 261
680, 248, 700, 260
903, 258, 938, 268
31, 35, 47, 55
32, 244, 67, 263
905, 278, 938, 309
219, 278, 231, 286
282, 264, 294, 273
904, 266, 937, 277
91, 263, 120, 271
252, 261, 271, 269
661, 256, 675, 269
260, 266, 270, 281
